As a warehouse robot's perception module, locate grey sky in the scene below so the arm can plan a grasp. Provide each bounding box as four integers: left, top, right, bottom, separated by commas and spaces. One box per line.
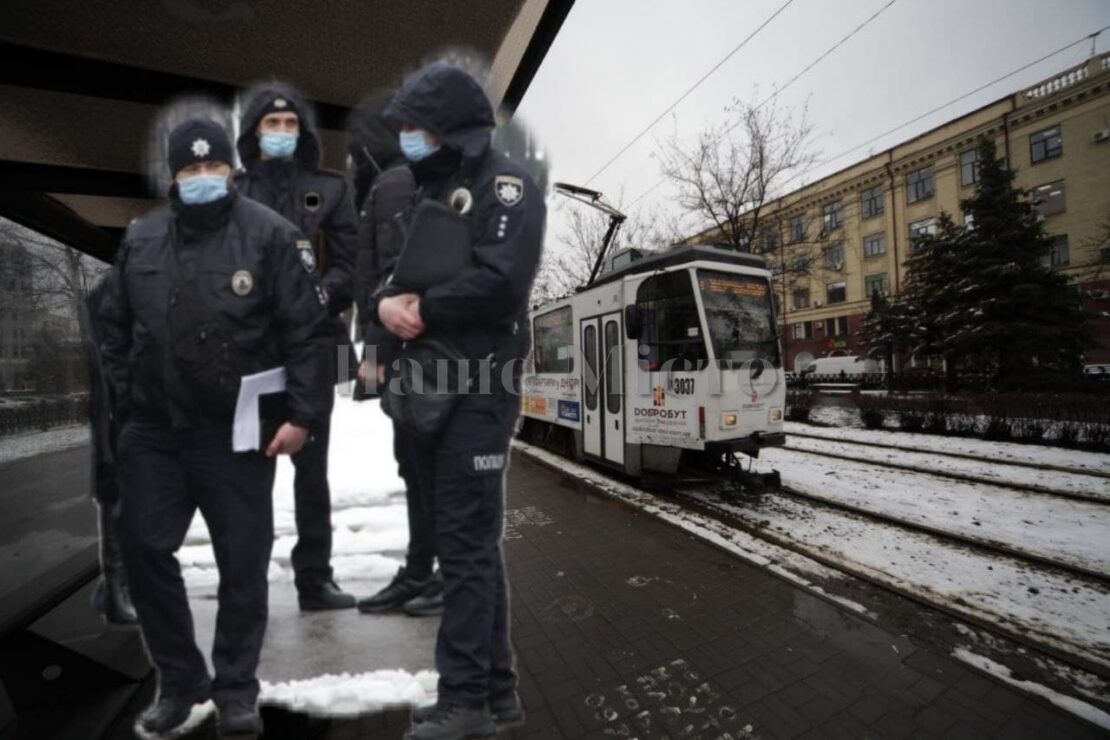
516, 0, 1109, 253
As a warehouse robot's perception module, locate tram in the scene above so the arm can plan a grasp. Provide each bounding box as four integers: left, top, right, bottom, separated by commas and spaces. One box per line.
519, 243, 786, 485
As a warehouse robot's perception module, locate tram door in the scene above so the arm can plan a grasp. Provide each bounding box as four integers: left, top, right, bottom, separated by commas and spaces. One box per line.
581, 313, 625, 466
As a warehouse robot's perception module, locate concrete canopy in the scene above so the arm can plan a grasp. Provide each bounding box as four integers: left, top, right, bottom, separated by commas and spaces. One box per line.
0, 0, 573, 261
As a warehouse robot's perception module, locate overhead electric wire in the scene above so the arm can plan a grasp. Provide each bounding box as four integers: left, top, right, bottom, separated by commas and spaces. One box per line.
626, 0, 903, 208
627, 24, 1109, 212
582, 0, 797, 186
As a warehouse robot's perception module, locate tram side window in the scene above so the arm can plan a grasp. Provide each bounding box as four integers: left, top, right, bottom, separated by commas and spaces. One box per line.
583, 324, 599, 410
635, 270, 708, 371
533, 306, 574, 373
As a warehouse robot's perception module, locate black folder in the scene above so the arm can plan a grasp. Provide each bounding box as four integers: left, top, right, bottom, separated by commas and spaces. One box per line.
391, 199, 473, 292
258, 392, 291, 449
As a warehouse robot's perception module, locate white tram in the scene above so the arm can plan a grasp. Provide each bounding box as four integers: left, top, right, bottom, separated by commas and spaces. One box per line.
519, 245, 786, 478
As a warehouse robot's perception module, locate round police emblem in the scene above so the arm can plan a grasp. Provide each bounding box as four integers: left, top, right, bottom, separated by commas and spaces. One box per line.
191, 138, 211, 158
303, 192, 322, 212
296, 240, 316, 273
273, 97, 288, 109
231, 269, 254, 296
494, 175, 524, 207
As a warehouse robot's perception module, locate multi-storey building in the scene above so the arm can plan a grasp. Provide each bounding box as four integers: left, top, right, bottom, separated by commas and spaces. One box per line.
691, 53, 1110, 372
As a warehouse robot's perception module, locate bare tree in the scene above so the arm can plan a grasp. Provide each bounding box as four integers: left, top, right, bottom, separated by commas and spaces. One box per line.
656, 98, 817, 252
532, 190, 670, 305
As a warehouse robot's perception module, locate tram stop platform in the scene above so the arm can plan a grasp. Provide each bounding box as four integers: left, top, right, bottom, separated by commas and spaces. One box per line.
99, 443, 1101, 739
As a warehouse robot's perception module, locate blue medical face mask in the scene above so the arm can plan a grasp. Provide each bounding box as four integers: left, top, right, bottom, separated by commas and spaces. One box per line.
260, 131, 298, 158
399, 129, 441, 162
178, 173, 229, 204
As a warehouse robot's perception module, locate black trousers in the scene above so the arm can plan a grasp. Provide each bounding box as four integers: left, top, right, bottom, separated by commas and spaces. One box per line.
412, 389, 519, 707
116, 420, 275, 704
290, 413, 335, 590
393, 420, 436, 579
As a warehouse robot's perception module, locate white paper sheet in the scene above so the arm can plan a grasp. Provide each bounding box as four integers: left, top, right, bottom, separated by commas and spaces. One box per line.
232, 367, 287, 452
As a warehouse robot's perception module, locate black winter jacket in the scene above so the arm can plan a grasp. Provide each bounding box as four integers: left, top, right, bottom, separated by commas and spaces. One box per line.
234, 83, 358, 322
378, 63, 546, 361
97, 191, 334, 431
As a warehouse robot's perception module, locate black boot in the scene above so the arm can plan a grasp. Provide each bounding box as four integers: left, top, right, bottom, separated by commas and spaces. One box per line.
217, 699, 263, 738
405, 703, 495, 739
97, 501, 138, 626
413, 692, 522, 726
298, 579, 356, 611
139, 683, 211, 734
403, 571, 444, 617
358, 566, 429, 614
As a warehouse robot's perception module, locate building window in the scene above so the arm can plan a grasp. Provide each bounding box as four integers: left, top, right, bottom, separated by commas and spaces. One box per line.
822, 201, 844, 232
906, 167, 935, 204
532, 306, 574, 373
863, 232, 886, 258
761, 226, 778, 253
792, 322, 811, 340
1032, 180, 1066, 217
789, 215, 806, 243
824, 316, 849, 336
960, 148, 980, 186
792, 288, 810, 310
909, 217, 936, 243
1042, 235, 1070, 268
823, 243, 844, 270
790, 254, 811, 273
864, 272, 889, 299
826, 281, 846, 304
1030, 126, 1062, 163
860, 185, 884, 219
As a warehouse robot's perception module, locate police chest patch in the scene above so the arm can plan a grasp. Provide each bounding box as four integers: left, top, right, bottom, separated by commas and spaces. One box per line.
315, 284, 328, 307
296, 240, 316, 273
231, 269, 254, 296
494, 175, 523, 207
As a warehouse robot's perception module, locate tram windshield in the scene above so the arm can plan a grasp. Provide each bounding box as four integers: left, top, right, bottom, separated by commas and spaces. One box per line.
696, 270, 780, 368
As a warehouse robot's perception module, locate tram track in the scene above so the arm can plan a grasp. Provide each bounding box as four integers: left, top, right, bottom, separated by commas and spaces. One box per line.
664, 485, 1110, 678
786, 428, 1110, 486
513, 439, 1110, 681
767, 481, 1110, 585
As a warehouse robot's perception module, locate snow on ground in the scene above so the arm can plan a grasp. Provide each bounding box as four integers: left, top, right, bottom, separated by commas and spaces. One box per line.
0, 424, 89, 466
261, 669, 438, 716
760, 447, 1110, 576
787, 421, 1110, 476
952, 649, 1110, 731
682, 488, 1110, 670
182, 396, 409, 590
785, 434, 1110, 501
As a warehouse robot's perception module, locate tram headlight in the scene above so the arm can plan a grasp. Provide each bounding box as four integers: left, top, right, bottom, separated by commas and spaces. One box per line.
721, 411, 739, 428
769, 407, 783, 423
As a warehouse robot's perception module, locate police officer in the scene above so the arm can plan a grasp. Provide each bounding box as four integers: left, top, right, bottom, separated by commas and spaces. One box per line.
83, 273, 138, 627
347, 94, 443, 617
372, 63, 545, 739
235, 83, 359, 610
97, 117, 333, 737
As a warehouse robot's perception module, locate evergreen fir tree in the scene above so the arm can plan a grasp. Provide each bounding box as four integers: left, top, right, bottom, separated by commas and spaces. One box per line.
956, 137, 1087, 381
894, 137, 1088, 386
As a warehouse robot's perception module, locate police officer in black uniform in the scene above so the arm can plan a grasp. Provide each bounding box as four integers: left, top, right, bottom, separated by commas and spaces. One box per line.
347, 94, 443, 617
235, 83, 359, 610
84, 273, 138, 627
98, 117, 333, 737
371, 63, 545, 740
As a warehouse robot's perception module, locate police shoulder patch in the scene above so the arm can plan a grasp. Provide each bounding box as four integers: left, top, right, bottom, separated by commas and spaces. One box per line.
494, 175, 524, 207
231, 269, 254, 296
296, 240, 316, 273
